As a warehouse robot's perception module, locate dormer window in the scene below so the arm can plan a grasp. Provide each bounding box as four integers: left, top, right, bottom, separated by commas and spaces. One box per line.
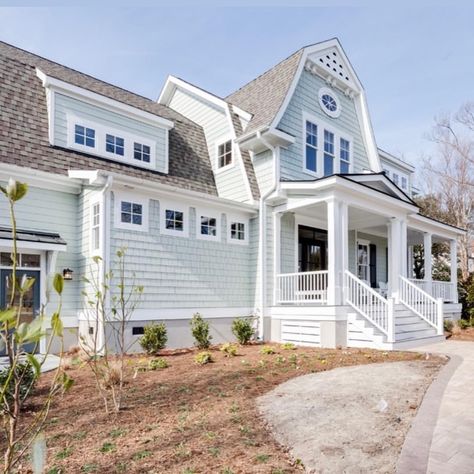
134, 142, 151, 163
106, 134, 125, 156
217, 140, 232, 169
75, 125, 95, 148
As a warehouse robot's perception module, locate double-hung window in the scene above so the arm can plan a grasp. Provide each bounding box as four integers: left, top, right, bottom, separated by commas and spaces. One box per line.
165, 209, 184, 232
200, 216, 217, 237
340, 138, 350, 173
392, 173, 399, 186
323, 130, 335, 176
91, 202, 100, 252
305, 121, 318, 173
217, 140, 232, 169
121, 201, 143, 225
401, 176, 408, 190
134, 142, 151, 163
230, 222, 245, 241
106, 134, 125, 156
75, 125, 95, 148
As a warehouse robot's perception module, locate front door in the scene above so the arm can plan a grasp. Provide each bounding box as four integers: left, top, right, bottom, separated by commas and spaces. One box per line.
0, 269, 41, 354
357, 241, 370, 283
298, 226, 327, 272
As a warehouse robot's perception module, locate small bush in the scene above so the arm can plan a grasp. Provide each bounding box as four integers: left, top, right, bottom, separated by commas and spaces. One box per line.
444, 320, 454, 333
281, 342, 296, 350
139, 323, 167, 354
148, 358, 168, 370
260, 345, 275, 355
458, 319, 469, 330
220, 343, 238, 357
194, 351, 213, 365
190, 313, 212, 349
0, 362, 37, 408
231, 317, 255, 345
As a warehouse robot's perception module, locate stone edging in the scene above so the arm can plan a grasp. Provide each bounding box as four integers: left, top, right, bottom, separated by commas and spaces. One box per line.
396, 354, 463, 473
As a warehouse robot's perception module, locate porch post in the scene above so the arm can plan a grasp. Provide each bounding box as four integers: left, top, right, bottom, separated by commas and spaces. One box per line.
327, 198, 346, 306
272, 212, 282, 306
400, 219, 408, 277
423, 232, 433, 294
450, 238, 458, 303
407, 246, 414, 279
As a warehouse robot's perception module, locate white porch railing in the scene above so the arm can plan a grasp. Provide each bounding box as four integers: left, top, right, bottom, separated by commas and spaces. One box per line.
408, 278, 457, 303
344, 270, 393, 340
276, 270, 328, 304
400, 276, 443, 334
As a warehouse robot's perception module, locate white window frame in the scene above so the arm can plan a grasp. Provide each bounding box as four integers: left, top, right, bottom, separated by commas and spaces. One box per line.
357, 239, 370, 283
227, 215, 249, 245
66, 113, 157, 170
113, 192, 149, 232
215, 136, 234, 172
302, 112, 353, 178
196, 208, 221, 242
160, 200, 189, 237
90, 200, 101, 254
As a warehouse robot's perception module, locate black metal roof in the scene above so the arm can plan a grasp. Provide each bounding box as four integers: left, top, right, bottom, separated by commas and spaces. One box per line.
0, 227, 67, 246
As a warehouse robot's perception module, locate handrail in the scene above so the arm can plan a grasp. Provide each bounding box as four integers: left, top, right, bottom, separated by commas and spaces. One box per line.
276, 270, 329, 305
399, 276, 443, 334
344, 270, 393, 340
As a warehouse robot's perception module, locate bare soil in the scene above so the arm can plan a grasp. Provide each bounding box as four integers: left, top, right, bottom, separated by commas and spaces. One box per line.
449, 326, 474, 341
12, 345, 441, 473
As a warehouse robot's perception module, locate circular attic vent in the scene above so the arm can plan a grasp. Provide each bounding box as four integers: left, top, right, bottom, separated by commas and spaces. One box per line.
318, 87, 341, 118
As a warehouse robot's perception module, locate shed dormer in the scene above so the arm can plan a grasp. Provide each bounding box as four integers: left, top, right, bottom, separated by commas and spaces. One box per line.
37, 69, 174, 174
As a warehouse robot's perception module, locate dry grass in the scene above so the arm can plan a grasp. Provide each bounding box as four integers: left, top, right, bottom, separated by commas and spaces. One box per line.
14, 344, 437, 473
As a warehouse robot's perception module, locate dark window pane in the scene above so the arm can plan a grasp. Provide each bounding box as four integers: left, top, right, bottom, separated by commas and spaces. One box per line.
174, 220, 183, 230
121, 212, 131, 223
324, 153, 334, 176
143, 154, 150, 163
166, 210, 174, 220
201, 225, 209, 235
132, 214, 142, 225
116, 137, 124, 147
75, 134, 84, 145
121, 202, 131, 212
175, 211, 183, 222
340, 161, 350, 174
306, 146, 317, 172
209, 218, 216, 227
165, 219, 173, 229
143, 145, 150, 154
134, 151, 141, 160
117, 146, 124, 156
132, 204, 142, 214
85, 137, 94, 147
86, 128, 95, 138
106, 134, 114, 144
21, 254, 41, 267
75, 125, 84, 135
106, 143, 114, 153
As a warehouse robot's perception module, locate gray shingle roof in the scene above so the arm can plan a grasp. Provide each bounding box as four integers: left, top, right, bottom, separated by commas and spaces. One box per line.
0, 42, 217, 196
226, 49, 303, 135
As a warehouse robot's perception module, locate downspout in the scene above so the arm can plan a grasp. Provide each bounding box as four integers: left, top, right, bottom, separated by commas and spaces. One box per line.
256, 131, 280, 340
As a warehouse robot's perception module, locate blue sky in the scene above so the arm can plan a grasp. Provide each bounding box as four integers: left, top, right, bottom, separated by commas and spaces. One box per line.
1, 5, 473, 172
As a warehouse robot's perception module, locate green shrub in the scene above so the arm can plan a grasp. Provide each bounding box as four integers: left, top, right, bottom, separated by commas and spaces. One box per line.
220, 343, 238, 357
139, 323, 168, 354
194, 351, 213, 365
281, 342, 296, 350
0, 362, 36, 408
458, 319, 469, 330
148, 358, 168, 370
231, 317, 255, 345
444, 320, 454, 332
190, 313, 212, 349
260, 345, 275, 355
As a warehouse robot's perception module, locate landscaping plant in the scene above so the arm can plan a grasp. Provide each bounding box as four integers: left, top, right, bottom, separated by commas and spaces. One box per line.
0, 179, 72, 472
190, 313, 212, 349
148, 358, 168, 370
220, 342, 238, 357
231, 316, 255, 345
140, 323, 168, 354
194, 351, 213, 365
81, 248, 143, 414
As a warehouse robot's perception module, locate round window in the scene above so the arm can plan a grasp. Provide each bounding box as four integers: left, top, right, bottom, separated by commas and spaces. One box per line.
318, 87, 341, 118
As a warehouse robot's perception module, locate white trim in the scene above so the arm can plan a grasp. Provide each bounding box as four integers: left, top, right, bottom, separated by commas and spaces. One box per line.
318, 86, 341, 118
214, 135, 235, 173
159, 199, 189, 237
226, 214, 249, 245
66, 113, 157, 171
113, 191, 149, 232
356, 238, 370, 281
408, 214, 465, 238
0, 241, 66, 252
195, 207, 221, 242
89, 198, 101, 256
37, 68, 174, 130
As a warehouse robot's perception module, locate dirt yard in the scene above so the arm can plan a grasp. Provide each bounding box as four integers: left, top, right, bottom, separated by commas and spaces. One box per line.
14, 345, 442, 473
449, 326, 474, 341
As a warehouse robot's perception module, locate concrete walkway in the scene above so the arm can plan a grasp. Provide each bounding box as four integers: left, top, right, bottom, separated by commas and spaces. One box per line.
397, 341, 474, 474
0, 354, 60, 373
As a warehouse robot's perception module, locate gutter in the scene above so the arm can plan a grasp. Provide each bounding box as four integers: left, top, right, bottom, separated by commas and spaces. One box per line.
256, 131, 280, 340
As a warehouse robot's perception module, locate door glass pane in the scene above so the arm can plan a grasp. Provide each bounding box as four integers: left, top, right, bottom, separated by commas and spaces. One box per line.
21, 254, 41, 268
4, 274, 37, 324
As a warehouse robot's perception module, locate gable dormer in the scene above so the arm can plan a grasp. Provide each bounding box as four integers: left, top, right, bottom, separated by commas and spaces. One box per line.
37, 69, 174, 174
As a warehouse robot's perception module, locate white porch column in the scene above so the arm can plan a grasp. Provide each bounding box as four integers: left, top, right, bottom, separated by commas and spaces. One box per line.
327, 199, 348, 306
407, 246, 414, 279
400, 219, 408, 277
272, 212, 282, 306
423, 232, 433, 294
450, 238, 458, 303
388, 218, 402, 300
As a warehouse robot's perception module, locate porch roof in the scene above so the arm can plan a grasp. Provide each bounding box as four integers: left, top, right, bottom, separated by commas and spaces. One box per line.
0, 227, 67, 251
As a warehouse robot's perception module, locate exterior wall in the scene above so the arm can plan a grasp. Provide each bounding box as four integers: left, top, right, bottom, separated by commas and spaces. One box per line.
281, 213, 296, 273
0, 183, 80, 323
380, 157, 412, 195
168, 87, 250, 202
54, 93, 168, 174
253, 149, 274, 196
109, 191, 256, 312
277, 70, 371, 181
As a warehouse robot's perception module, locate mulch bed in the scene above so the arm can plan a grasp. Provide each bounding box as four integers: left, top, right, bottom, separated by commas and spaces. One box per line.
13, 344, 436, 473
448, 326, 474, 341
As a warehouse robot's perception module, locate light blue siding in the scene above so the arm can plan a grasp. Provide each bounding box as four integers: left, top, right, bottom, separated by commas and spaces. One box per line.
277, 70, 371, 181
54, 93, 168, 173
0, 184, 80, 319
168, 87, 250, 202
281, 213, 295, 273
253, 150, 274, 196
109, 193, 255, 309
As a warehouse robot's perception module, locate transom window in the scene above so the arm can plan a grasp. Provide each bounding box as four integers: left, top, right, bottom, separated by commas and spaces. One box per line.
121, 201, 142, 225
165, 209, 184, 231
323, 130, 335, 176
75, 125, 95, 148
217, 140, 232, 169
340, 138, 350, 173
0, 253, 40, 268
134, 142, 151, 163
305, 121, 318, 173
200, 216, 217, 237
230, 222, 245, 241
91, 202, 100, 251
106, 134, 125, 156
